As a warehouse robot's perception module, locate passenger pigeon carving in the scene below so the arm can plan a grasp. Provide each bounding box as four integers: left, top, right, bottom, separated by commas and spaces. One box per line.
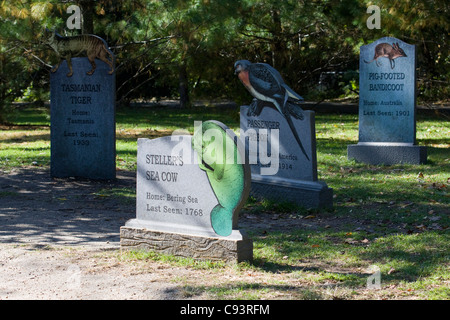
234, 60, 309, 161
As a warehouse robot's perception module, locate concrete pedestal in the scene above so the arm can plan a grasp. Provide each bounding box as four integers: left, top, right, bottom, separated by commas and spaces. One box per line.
348, 143, 427, 165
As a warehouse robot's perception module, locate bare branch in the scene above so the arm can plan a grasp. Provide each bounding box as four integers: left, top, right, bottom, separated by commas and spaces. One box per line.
109, 35, 178, 50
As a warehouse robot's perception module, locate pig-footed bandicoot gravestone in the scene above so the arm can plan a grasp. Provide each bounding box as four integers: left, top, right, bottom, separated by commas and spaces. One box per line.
347, 37, 427, 165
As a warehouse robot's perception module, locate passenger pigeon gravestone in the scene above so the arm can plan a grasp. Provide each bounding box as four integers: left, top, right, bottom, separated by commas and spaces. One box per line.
347, 37, 427, 164
240, 107, 333, 209
50, 57, 116, 179
234, 60, 332, 209
121, 121, 253, 263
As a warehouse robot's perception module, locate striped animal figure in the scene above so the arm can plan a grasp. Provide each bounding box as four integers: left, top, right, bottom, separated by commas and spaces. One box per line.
44, 29, 114, 77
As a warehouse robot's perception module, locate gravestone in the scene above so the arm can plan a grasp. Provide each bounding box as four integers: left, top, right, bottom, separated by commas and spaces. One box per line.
50, 57, 116, 179
347, 37, 427, 165
240, 106, 333, 209
120, 121, 253, 263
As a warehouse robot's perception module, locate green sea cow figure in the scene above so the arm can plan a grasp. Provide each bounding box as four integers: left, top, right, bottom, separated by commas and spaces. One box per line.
192, 121, 250, 237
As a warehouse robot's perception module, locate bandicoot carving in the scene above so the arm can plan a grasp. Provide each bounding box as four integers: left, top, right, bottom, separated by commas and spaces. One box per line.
44, 29, 114, 77
364, 42, 407, 69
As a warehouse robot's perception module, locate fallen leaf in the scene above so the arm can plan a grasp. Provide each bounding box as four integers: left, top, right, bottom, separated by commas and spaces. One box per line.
345, 232, 352, 236
430, 223, 442, 230
311, 244, 320, 248
344, 238, 356, 244
304, 215, 315, 219
418, 172, 424, 179
400, 201, 414, 208
282, 255, 288, 259
361, 239, 370, 244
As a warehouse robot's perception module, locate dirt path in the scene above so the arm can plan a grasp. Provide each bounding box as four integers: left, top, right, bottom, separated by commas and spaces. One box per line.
0, 167, 350, 300
0, 167, 191, 299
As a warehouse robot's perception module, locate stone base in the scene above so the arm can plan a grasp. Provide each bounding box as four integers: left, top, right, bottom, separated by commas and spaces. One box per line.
250, 174, 333, 209
347, 143, 427, 165
120, 226, 253, 263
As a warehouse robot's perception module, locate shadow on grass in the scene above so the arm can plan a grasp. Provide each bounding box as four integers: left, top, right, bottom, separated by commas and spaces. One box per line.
182, 282, 332, 299
245, 229, 448, 287
116, 105, 240, 131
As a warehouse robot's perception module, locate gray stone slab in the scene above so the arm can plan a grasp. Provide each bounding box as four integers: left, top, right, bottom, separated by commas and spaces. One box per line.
132, 123, 251, 238
130, 135, 220, 237
50, 57, 116, 179
120, 226, 253, 263
240, 106, 317, 180
122, 121, 252, 261
358, 37, 417, 143
347, 143, 427, 165
251, 175, 333, 209
240, 105, 332, 208
348, 37, 427, 165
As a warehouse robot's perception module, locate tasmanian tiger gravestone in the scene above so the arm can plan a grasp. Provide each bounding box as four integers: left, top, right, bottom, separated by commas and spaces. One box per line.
120, 121, 253, 263
347, 37, 427, 165
235, 60, 332, 209
50, 57, 116, 179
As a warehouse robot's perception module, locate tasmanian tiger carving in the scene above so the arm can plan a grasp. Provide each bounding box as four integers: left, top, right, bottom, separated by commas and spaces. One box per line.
44, 29, 114, 77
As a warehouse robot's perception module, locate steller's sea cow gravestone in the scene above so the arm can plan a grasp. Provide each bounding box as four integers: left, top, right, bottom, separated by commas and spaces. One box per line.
50, 56, 116, 179
120, 120, 253, 263
235, 60, 333, 209
347, 37, 427, 165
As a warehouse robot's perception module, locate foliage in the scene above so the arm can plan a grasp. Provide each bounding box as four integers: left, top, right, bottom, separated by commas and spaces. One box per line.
364, 0, 449, 103
0, 0, 448, 122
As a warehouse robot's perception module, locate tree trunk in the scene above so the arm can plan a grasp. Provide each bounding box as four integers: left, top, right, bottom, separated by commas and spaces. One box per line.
270, 9, 288, 71
79, 0, 94, 34
179, 60, 190, 108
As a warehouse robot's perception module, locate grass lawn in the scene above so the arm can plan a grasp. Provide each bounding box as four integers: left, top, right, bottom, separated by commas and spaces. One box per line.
0, 104, 449, 300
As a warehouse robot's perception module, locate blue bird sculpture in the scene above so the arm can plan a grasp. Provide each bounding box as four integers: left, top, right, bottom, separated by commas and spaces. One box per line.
234, 60, 309, 161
